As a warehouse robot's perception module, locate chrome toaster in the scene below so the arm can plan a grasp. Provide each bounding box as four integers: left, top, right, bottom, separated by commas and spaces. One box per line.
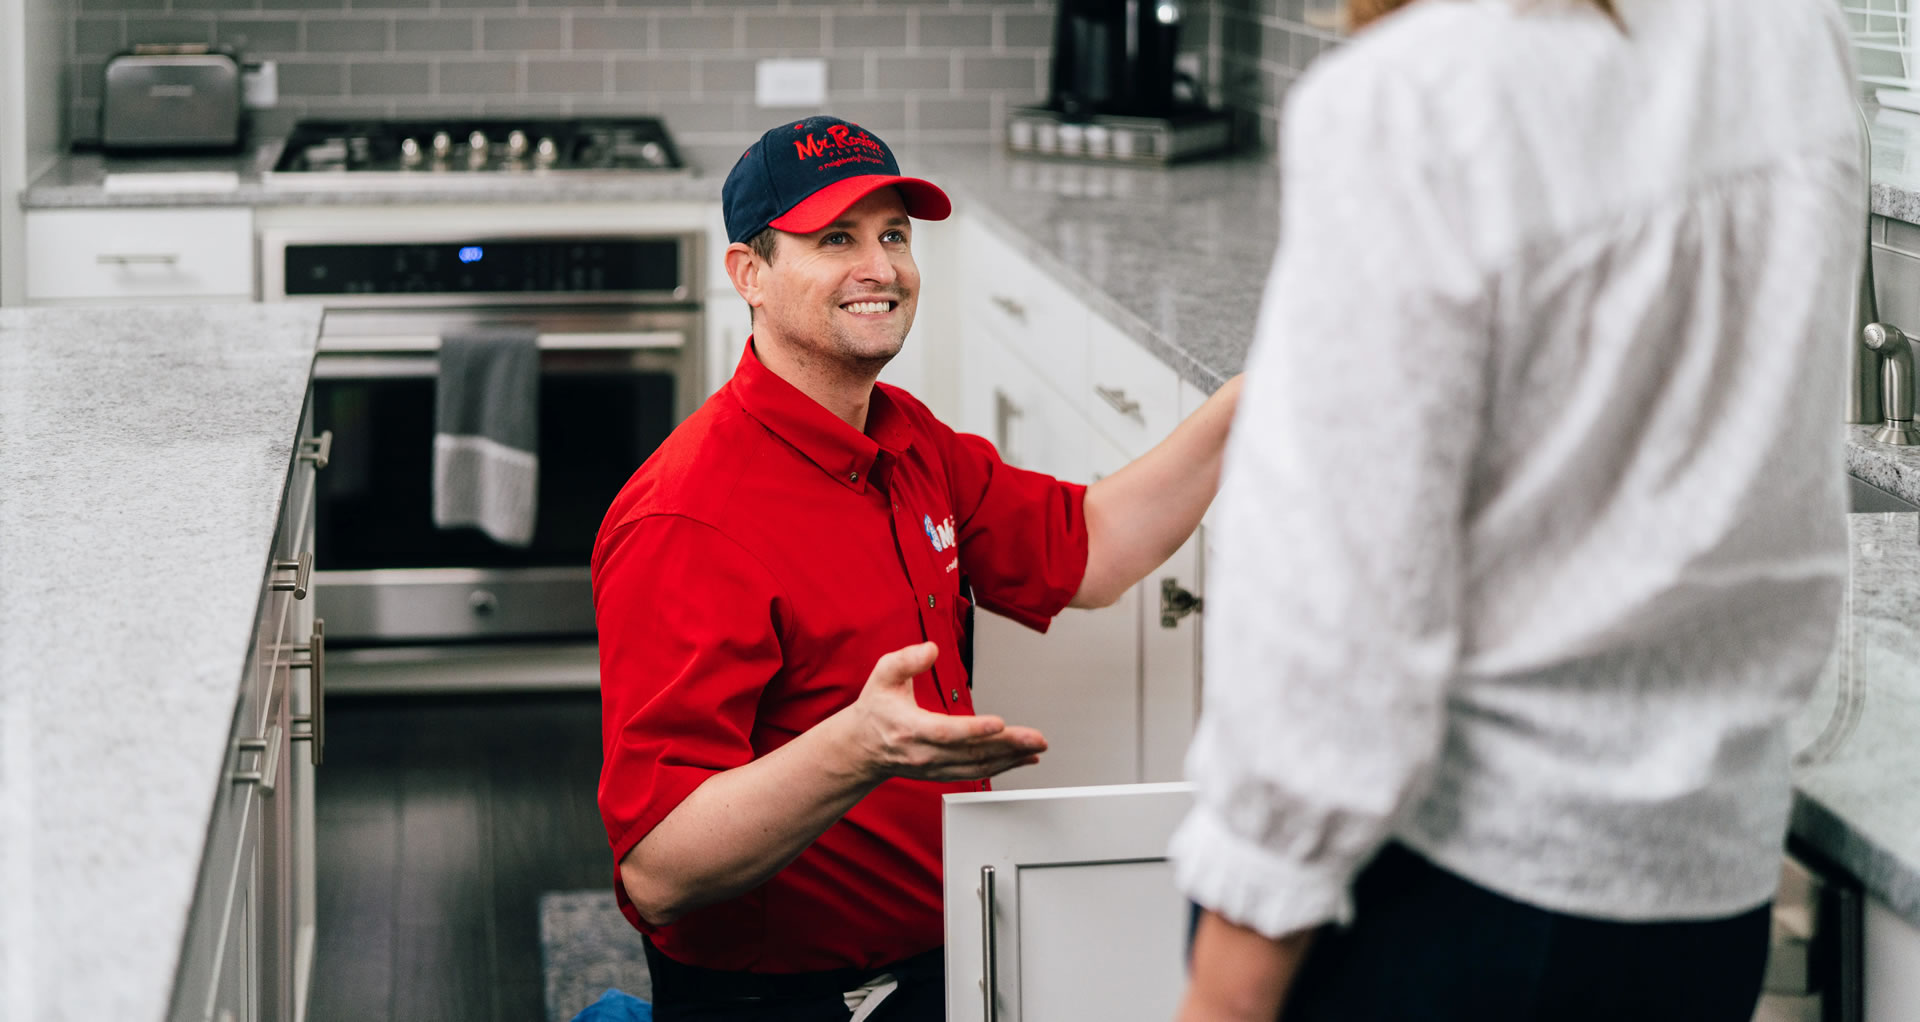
100, 44, 244, 153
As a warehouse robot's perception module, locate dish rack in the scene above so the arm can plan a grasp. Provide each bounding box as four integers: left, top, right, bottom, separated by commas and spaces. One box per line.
1848, 1, 1920, 112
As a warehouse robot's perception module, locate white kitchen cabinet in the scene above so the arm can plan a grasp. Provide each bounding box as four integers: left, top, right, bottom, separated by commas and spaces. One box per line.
1866, 896, 1920, 1022
943, 782, 1195, 1022
955, 212, 1209, 790
172, 400, 324, 1022
25, 207, 255, 303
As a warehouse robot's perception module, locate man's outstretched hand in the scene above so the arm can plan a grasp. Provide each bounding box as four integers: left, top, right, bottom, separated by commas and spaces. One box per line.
839, 641, 1047, 783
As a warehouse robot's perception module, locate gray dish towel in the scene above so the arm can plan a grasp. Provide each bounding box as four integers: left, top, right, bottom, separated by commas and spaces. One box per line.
433, 326, 540, 547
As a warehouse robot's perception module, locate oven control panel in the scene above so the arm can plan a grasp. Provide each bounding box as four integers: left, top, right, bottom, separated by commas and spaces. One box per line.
283, 237, 683, 298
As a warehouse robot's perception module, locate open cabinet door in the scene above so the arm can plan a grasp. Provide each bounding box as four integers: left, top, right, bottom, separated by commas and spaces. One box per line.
943, 782, 1193, 1022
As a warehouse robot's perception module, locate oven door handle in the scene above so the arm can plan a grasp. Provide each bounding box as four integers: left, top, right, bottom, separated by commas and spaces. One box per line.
318, 330, 686, 354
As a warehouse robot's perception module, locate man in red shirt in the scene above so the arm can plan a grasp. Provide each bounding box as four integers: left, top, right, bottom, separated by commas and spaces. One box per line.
592, 115, 1242, 1021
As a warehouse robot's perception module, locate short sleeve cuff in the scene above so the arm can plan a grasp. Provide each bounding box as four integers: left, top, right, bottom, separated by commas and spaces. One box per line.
1168, 806, 1357, 939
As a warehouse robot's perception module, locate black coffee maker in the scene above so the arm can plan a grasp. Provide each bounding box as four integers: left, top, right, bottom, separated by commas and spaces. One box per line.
1049, 0, 1183, 120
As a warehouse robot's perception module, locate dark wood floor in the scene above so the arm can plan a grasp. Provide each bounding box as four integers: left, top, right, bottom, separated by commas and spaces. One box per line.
310, 691, 610, 1022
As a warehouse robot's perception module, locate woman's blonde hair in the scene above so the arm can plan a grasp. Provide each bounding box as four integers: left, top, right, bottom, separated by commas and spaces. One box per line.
1348, 0, 1619, 31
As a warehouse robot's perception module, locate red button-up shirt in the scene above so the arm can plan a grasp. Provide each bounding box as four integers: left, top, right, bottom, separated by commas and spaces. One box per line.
592, 341, 1089, 973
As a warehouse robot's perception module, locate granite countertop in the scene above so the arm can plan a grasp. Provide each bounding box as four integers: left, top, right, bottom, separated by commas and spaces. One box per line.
0, 303, 323, 1021
1792, 511, 1920, 930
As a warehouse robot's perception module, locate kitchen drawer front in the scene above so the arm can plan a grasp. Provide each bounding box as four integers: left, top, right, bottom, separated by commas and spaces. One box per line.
1085, 314, 1179, 459
959, 215, 1090, 412
171, 652, 268, 1022
25, 208, 253, 302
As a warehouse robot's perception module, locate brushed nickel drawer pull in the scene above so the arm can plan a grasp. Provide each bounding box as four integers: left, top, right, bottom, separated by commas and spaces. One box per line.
298, 430, 333, 471
1094, 385, 1143, 421
979, 865, 999, 1022
289, 619, 326, 767
95, 252, 180, 266
990, 294, 1027, 323
270, 551, 313, 600
233, 724, 283, 795
1160, 577, 1204, 628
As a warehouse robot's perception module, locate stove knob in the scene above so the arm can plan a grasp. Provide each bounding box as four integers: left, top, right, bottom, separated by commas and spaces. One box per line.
468, 130, 490, 156
431, 131, 452, 158
640, 141, 665, 166
400, 137, 422, 164
535, 137, 558, 164
506, 130, 529, 159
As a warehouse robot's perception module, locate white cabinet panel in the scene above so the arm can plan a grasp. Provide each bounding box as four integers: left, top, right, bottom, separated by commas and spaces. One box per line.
1085, 315, 1179, 460
1141, 529, 1202, 783
971, 424, 1137, 791
1017, 860, 1187, 1021
26, 208, 253, 302
944, 783, 1194, 1022
1866, 897, 1920, 1022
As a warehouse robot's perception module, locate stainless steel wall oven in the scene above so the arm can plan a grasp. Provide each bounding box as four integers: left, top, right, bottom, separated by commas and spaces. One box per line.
261, 226, 701, 691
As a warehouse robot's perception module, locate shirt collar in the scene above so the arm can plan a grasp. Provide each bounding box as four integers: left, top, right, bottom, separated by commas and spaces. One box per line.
730, 339, 915, 493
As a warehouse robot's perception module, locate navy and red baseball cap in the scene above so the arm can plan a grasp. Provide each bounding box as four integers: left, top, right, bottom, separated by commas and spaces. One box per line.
722, 116, 952, 245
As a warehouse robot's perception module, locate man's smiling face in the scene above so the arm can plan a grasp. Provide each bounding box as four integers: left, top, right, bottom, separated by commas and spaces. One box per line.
750, 187, 920, 375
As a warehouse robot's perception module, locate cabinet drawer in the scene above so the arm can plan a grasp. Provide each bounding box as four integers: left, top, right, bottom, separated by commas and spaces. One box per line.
1086, 315, 1179, 459
25, 208, 253, 302
959, 215, 1090, 410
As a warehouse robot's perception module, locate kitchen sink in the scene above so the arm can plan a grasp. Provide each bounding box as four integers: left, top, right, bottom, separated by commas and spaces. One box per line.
1847, 475, 1919, 513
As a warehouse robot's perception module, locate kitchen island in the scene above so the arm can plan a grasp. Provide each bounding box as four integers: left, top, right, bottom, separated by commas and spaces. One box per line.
0, 303, 322, 1021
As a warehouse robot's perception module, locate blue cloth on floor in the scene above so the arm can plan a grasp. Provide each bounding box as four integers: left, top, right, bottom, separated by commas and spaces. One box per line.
569, 988, 652, 1022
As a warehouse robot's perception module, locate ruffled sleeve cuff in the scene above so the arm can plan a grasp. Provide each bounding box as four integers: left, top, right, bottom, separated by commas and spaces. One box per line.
1168, 806, 1360, 939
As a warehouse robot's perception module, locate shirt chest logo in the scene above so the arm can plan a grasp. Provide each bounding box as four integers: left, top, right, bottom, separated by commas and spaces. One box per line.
923, 514, 956, 553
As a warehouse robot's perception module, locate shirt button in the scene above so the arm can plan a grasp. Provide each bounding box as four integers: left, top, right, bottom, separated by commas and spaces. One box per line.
951, 688, 961, 701
848, 471, 859, 483
927, 594, 936, 608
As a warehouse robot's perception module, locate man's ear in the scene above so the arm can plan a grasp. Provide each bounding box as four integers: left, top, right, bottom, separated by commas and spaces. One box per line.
724, 242, 765, 314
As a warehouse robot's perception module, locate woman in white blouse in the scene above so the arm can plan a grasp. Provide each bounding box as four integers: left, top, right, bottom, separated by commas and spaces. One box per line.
1173, 0, 1865, 1019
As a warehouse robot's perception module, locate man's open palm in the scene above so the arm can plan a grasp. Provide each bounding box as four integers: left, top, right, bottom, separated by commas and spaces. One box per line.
846, 642, 1048, 782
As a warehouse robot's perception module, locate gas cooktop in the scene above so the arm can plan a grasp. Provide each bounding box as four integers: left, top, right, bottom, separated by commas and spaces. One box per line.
264, 116, 685, 186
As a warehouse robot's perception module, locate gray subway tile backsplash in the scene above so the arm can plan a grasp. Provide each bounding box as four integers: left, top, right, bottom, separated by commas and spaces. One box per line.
876, 54, 950, 92
349, 59, 431, 95
394, 16, 474, 52
613, 54, 694, 95
482, 14, 563, 51
277, 60, 347, 96
64, 0, 1317, 156
958, 54, 1038, 92
571, 14, 651, 52
527, 57, 606, 95
304, 17, 387, 52
918, 12, 992, 49
656, 12, 736, 50
438, 58, 521, 95
125, 14, 214, 43
217, 18, 303, 55
741, 14, 823, 51
828, 12, 908, 50
72, 15, 124, 53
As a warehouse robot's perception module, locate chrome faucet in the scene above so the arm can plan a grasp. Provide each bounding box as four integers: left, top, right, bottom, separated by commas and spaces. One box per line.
1864, 324, 1920, 445
1852, 102, 1886, 428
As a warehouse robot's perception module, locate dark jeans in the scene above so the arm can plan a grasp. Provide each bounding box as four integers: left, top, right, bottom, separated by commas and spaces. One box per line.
1234, 843, 1772, 1022
642, 939, 944, 1022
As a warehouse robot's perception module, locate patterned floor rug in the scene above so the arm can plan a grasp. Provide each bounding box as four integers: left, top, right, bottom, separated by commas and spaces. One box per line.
539, 889, 653, 1022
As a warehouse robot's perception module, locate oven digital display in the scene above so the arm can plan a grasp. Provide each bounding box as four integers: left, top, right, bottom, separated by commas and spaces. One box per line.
284, 238, 682, 296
